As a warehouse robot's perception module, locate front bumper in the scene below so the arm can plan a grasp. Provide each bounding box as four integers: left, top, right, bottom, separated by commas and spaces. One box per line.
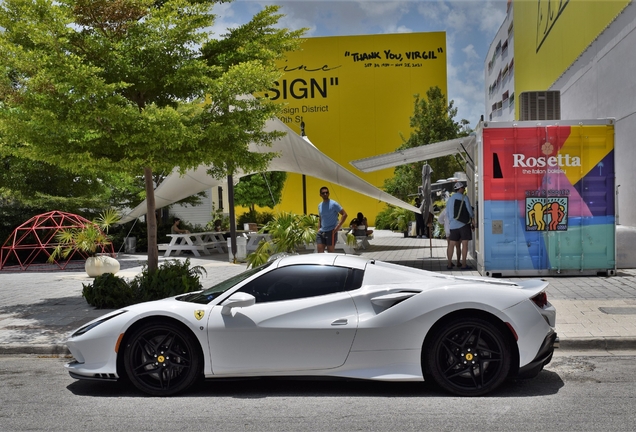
65, 360, 120, 381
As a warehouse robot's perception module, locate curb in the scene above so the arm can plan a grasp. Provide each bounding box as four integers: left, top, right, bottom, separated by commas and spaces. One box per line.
0, 344, 70, 356
2, 338, 636, 357
557, 337, 636, 351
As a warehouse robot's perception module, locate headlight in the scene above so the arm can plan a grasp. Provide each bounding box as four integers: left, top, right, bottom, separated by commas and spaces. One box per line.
71, 310, 127, 337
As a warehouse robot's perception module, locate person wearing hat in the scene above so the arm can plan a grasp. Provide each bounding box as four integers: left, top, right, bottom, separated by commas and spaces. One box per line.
446, 182, 474, 270
437, 205, 461, 267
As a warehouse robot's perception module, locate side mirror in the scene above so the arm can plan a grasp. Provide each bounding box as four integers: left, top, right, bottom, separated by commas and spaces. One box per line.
221, 292, 256, 316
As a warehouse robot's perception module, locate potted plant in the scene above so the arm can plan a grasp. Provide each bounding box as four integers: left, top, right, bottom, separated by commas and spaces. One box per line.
388, 206, 415, 237
345, 231, 358, 248
246, 212, 318, 268
48, 209, 121, 277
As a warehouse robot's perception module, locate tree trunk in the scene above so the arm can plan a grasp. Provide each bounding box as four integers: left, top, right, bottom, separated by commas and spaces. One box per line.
144, 167, 159, 273
227, 174, 237, 262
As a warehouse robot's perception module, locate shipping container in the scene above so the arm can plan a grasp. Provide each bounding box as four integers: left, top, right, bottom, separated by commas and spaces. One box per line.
476, 119, 616, 276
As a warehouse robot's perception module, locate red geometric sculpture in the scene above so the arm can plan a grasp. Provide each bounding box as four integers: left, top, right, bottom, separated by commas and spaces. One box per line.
0, 210, 115, 271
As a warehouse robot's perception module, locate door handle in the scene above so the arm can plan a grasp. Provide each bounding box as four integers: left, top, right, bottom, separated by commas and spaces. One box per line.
331, 318, 348, 326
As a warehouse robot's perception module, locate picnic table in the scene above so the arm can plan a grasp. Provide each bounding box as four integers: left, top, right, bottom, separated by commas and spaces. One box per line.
245, 233, 272, 253
159, 231, 227, 257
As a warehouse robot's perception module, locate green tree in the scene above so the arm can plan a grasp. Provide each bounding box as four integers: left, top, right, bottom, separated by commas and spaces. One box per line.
234, 171, 287, 213
384, 86, 469, 201
0, 154, 204, 219
0, 0, 304, 272
0, 156, 114, 212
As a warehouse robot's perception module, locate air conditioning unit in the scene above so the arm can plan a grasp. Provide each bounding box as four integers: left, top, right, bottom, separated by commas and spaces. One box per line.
519, 91, 560, 121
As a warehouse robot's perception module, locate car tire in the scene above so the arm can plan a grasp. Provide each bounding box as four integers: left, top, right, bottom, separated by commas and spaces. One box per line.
426, 316, 511, 396
123, 321, 201, 396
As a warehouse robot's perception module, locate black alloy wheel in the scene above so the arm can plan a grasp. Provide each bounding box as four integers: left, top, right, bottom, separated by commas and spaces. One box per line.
123, 321, 201, 396
426, 317, 511, 396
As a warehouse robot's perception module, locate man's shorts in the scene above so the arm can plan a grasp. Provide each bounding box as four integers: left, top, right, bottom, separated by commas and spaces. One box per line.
449, 224, 472, 242
316, 230, 336, 246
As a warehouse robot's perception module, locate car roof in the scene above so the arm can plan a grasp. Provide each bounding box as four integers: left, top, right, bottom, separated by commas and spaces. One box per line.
274, 253, 371, 271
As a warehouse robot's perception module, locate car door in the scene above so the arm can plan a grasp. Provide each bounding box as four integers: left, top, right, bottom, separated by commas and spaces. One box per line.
207, 264, 359, 375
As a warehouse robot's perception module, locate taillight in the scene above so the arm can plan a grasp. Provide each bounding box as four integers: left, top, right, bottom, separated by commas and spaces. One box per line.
531, 291, 548, 308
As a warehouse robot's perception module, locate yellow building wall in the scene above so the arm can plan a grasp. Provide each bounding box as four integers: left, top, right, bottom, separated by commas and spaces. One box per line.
255, 32, 447, 225
513, 0, 629, 117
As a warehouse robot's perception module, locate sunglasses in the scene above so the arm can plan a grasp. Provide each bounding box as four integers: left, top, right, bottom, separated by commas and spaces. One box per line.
321, 191, 330, 195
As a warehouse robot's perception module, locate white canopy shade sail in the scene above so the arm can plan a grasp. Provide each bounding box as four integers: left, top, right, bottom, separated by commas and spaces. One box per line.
350, 135, 477, 173
120, 117, 419, 223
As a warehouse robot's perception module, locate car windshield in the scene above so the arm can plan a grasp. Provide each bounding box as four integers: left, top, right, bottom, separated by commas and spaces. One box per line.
178, 262, 273, 304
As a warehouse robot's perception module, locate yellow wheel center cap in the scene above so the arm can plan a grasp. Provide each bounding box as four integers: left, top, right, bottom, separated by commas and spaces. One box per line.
157, 355, 165, 363
465, 353, 474, 361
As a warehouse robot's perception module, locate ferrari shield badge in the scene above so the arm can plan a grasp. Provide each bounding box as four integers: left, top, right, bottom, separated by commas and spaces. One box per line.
194, 310, 205, 320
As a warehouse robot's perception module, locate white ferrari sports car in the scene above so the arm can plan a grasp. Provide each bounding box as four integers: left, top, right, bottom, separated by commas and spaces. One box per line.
66, 254, 557, 397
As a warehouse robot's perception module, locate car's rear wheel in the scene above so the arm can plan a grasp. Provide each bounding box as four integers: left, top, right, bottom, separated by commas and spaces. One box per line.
123, 321, 201, 396
426, 317, 511, 396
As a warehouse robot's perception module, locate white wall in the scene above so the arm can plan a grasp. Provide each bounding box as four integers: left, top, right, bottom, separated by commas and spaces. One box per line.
170, 189, 214, 228
170, 185, 231, 229
550, 2, 636, 267
551, 1, 636, 228
484, 3, 515, 122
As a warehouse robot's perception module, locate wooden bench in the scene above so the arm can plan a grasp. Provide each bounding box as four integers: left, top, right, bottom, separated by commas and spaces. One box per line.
335, 231, 356, 254
162, 232, 228, 257
246, 233, 272, 253
355, 233, 374, 250
161, 243, 207, 257
201, 240, 227, 254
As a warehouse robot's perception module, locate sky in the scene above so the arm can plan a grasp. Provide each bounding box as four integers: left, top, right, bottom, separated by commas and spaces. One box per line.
209, 0, 509, 129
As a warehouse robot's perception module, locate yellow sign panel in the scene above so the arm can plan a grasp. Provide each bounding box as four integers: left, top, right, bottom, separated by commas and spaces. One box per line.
265, 33, 447, 222
513, 0, 629, 118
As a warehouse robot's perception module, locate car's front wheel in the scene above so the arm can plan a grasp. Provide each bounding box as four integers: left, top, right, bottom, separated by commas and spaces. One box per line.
123, 321, 201, 396
426, 317, 511, 396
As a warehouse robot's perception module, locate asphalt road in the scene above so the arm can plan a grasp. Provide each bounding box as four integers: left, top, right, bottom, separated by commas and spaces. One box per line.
1, 351, 635, 431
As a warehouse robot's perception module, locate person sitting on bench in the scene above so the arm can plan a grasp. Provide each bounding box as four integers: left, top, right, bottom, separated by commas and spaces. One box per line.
353, 212, 373, 236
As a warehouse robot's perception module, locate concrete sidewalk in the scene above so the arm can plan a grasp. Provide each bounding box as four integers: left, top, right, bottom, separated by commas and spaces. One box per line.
1, 230, 635, 354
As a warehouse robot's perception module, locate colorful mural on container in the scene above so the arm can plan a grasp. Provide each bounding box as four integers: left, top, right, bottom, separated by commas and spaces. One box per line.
480, 120, 615, 273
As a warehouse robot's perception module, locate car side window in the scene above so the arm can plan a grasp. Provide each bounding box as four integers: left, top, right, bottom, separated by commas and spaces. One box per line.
238, 265, 353, 303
